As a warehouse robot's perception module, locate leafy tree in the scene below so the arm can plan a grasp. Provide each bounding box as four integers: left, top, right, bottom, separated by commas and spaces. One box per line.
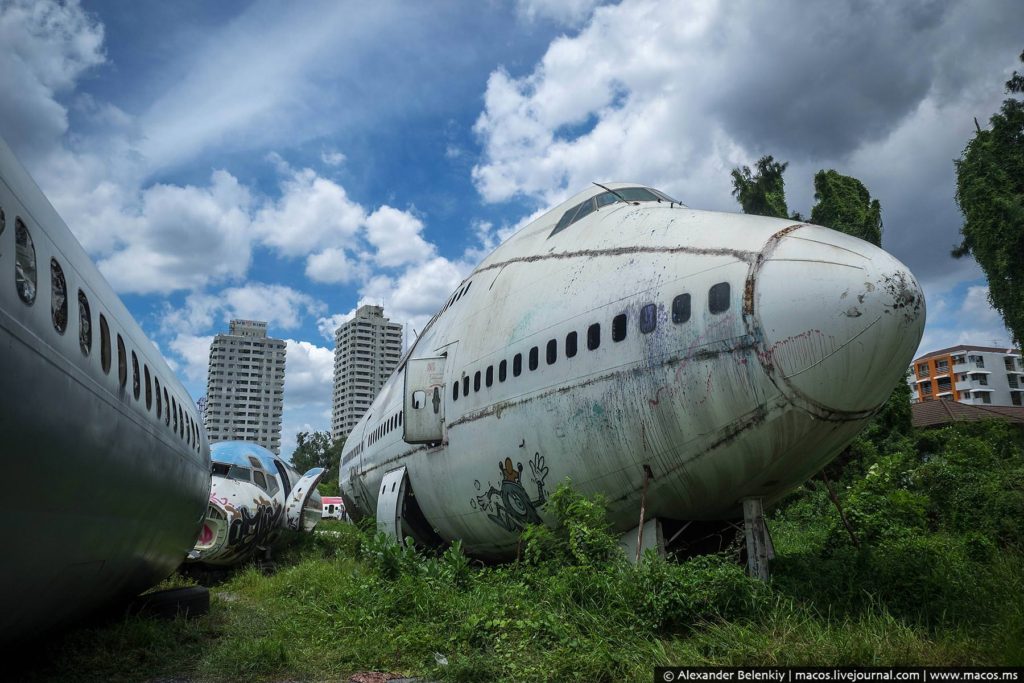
290, 430, 343, 483
730, 155, 791, 218
809, 169, 883, 247
954, 50, 1024, 346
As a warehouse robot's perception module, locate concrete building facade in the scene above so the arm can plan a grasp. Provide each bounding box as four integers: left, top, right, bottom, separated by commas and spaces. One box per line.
332, 305, 403, 442
205, 319, 287, 453
909, 344, 1023, 407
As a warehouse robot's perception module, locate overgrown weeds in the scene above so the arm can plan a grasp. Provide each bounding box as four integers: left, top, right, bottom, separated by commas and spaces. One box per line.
17, 420, 1024, 681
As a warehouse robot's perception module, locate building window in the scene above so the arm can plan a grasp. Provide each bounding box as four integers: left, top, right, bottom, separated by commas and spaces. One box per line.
513, 353, 522, 377
639, 303, 657, 334
547, 339, 557, 365
709, 282, 730, 314
117, 334, 127, 388
499, 359, 507, 382
14, 218, 37, 305
980, 393, 991, 404
588, 323, 600, 350
612, 313, 627, 342
50, 259, 68, 334
529, 346, 539, 371
1012, 393, 1022, 407
672, 294, 691, 324
78, 290, 92, 356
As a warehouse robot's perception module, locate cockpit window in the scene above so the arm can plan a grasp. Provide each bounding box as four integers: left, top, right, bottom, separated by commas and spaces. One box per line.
227, 465, 251, 482
549, 186, 681, 238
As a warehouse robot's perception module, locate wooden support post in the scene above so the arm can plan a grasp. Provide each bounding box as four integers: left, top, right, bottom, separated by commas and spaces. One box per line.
742, 497, 773, 581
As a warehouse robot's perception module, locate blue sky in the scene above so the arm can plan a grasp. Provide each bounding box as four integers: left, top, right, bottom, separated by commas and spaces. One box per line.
1, 0, 1021, 456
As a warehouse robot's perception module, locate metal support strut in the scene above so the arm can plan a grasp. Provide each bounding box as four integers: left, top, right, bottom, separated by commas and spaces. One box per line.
742, 497, 774, 581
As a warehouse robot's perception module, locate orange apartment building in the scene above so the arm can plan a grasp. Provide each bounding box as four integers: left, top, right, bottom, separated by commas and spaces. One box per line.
909, 344, 1024, 407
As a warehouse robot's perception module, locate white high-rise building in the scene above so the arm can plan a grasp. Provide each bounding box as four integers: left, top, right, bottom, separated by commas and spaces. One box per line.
332, 305, 403, 442
205, 320, 287, 453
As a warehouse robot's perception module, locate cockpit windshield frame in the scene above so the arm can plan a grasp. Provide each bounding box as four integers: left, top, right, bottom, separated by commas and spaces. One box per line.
549, 186, 682, 238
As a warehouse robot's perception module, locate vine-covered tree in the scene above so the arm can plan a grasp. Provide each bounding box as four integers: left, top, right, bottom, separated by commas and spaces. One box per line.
730, 155, 790, 218
809, 170, 883, 247
954, 50, 1024, 346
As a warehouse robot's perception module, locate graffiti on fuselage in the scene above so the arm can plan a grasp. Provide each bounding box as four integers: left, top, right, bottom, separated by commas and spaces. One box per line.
227, 502, 282, 549
473, 451, 549, 533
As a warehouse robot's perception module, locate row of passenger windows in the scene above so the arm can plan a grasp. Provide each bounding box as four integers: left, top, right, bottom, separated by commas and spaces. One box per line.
367, 409, 403, 447
451, 281, 732, 402
2, 206, 201, 453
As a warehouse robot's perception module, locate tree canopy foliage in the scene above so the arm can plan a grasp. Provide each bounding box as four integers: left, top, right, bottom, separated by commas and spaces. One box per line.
954, 50, 1024, 346
730, 155, 791, 218
290, 430, 342, 482
809, 169, 883, 247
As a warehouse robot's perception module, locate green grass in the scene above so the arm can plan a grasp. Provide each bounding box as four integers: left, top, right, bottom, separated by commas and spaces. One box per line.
14, 421, 1024, 681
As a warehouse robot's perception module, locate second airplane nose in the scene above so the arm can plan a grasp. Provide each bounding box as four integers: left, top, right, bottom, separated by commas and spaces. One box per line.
752, 225, 925, 416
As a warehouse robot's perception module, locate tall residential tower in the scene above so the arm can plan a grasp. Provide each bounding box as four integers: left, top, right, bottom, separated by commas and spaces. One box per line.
331, 305, 403, 442
205, 319, 287, 453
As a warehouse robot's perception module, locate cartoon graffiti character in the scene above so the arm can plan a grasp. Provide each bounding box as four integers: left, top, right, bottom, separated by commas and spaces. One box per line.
475, 452, 548, 532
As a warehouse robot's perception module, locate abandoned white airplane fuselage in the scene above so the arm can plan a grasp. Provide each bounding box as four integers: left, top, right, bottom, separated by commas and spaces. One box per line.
340, 183, 926, 559
188, 441, 325, 566
0, 136, 210, 638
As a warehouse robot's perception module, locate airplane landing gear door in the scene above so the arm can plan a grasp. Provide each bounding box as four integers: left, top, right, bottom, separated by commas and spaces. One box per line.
403, 357, 446, 444
377, 466, 408, 540
285, 467, 326, 531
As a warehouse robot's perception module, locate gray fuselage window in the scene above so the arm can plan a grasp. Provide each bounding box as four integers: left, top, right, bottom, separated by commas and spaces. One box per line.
474, 371, 481, 392
132, 351, 141, 400
155, 377, 162, 418
452, 380, 459, 401
50, 259, 67, 334
612, 313, 627, 342
513, 353, 522, 377
639, 304, 657, 334
499, 360, 507, 382
164, 389, 170, 425
672, 294, 691, 324
587, 323, 600, 350
14, 218, 36, 305
486, 366, 493, 387
144, 365, 152, 410
78, 290, 92, 355
100, 314, 111, 373
529, 347, 539, 371
709, 282, 730, 314
566, 331, 578, 358
117, 334, 127, 388
462, 375, 470, 397
547, 339, 557, 365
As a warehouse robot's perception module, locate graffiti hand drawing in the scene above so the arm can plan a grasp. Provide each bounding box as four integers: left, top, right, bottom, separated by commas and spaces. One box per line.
474, 452, 549, 533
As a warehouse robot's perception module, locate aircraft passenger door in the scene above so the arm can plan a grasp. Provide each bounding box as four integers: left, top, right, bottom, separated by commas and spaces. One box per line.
403, 357, 446, 444
377, 466, 407, 540
285, 467, 326, 532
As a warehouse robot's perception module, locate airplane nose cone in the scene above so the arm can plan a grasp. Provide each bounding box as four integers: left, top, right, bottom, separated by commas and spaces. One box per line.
753, 225, 925, 416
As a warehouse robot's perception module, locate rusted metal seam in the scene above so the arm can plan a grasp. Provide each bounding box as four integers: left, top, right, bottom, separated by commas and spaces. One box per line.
474, 244, 757, 275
